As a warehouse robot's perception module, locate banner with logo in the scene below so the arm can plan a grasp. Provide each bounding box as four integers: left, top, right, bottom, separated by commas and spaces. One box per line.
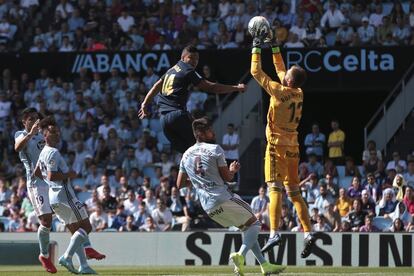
1, 232, 413, 266
0, 47, 413, 93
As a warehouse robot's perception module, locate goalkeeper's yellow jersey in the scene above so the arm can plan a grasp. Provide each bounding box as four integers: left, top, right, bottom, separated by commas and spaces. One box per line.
251, 50, 303, 146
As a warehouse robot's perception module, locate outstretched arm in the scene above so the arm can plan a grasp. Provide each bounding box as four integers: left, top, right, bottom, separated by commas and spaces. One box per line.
250, 47, 283, 97
197, 79, 245, 94
272, 47, 286, 83
138, 78, 163, 119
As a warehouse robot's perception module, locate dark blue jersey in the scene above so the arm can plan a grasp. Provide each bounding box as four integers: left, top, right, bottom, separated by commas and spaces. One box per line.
157, 60, 203, 113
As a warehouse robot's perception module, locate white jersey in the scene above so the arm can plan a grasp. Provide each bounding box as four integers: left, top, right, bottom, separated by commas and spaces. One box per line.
15, 130, 46, 187
180, 142, 232, 210
38, 145, 74, 204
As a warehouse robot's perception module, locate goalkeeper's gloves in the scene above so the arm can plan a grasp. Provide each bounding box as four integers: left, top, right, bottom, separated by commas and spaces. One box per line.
252, 37, 263, 48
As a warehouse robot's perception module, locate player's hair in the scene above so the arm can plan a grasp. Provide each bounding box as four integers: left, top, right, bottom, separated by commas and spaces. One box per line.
227, 123, 234, 128
290, 65, 307, 88
192, 117, 212, 139
39, 116, 57, 131
182, 44, 198, 56
21, 107, 38, 120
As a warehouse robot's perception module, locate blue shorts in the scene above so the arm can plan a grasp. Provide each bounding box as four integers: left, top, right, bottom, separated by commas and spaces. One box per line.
160, 110, 195, 153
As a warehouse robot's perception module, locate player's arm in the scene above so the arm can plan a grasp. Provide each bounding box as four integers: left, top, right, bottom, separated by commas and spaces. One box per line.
14, 119, 40, 152
271, 46, 286, 82
177, 171, 190, 189
250, 48, 284, 98
138, 78, 163, 119
46, 151, 77, 181
197, 79, 245, 94
219, 161, 240, 182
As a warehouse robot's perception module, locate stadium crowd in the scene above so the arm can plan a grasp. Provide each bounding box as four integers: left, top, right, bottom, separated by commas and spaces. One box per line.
0, 64, 413, 233
0, 0, 413, 52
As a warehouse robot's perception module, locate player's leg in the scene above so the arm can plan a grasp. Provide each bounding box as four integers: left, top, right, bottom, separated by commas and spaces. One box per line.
285, 146, 315, 258
29, 184, 57, 273
161, 111, 195, 153
261, 145, 284, 253
78, 216, 106, 261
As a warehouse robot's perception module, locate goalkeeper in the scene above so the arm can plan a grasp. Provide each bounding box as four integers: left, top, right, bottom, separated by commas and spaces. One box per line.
250, 29, 316, 258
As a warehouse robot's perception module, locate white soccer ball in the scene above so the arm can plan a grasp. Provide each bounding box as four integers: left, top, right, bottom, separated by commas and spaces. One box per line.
248, 16, 271, 38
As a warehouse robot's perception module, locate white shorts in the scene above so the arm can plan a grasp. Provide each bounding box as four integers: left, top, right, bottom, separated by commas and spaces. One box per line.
50, 186, 88, 225
206, 196, 254, 228
27, 182, 52, 217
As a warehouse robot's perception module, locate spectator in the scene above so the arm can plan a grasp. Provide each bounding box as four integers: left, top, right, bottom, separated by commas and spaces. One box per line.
133, 202, 148, 228
0, 177, 11, 204
304, 123, 325, 159
323, 203, 341, 231
152, 35, 172, 51
85, 189, 100, 213
123, 190, 140, 215
349, 3, 368, 28
314, 184, 335, 215
344, 156, 361, 178
361, 189, 376, 215
313, 214, 332, 232
389, 1, 406, 24
386, 151, 407, 173
389, 217, 405, 232
335, 187, 352, 217
347, 176, 363, 199
119, 215, 138, 232
323, 158, 338, 178
221, 123, 239, 184
364, 173, 380, 203
302, 19, 322, 47
362, 140, 382, 164
89, 204, 108, 232
377, 16, 395, 45
324, 173, 339, 199
359, 215, 379, 232
151, 198, 173, 231
68, 9, 85, 32
279, 204, 295, 231
392, 174, 407, 201
300, 173, 319, 204
135, 139, 153, 170
289, 17, 306, 40
250, 185, 269, 226
336, 19, 354, 46
55, 0, 74, 19
320, 1, 345, 32
100, 184, 118, 213
392, 16, 411, 45
272, 18, 288, 45
404, 160, 414, 186
364, 148, 385, 179
284, 33, 305, 48
378, 188, 398, 217
357, 16, 375, 45
143, 189, 157, 213
278, 2, 295, 28
122, 147, 140, 177
139, 216, 160, 232
166, 186, 191, 231
348, 199, 367, 232
304, 153, 324, 178
327, 119, 345, 165
117, 10, 134, 33
369, 4, 384, 28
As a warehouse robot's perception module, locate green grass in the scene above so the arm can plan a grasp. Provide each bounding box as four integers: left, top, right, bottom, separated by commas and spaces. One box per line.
0, 266, 413, 276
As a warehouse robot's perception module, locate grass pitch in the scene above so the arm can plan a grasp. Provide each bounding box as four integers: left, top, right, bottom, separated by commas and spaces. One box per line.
0, 266, 412, 276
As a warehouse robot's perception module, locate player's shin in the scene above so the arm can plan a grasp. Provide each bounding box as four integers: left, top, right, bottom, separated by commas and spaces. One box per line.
64, 228, 88, 259
288, 190, 312, 233
238, 220, 261, 257
250, 241, 267, 264
38, 225, 51, 257
268, 185, 283, 237
76, 245, 89, 267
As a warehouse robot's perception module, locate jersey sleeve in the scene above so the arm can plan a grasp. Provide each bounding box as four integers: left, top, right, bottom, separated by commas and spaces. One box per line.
251, 52, 284, 98
179, 155, 187, 174
46, 150, 60, 172
215, 146, 227, 167
272, 52, 287, 83
188, 70, 203, 86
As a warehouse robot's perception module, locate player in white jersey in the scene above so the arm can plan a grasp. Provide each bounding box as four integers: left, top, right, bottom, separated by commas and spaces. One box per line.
177, 117, 284, 276
15, 108, 56, 273
16, 109, 105, 274
35, 116, 102, 274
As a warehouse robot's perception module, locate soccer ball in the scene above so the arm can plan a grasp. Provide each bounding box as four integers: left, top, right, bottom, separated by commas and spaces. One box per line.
248, 16, 271, 38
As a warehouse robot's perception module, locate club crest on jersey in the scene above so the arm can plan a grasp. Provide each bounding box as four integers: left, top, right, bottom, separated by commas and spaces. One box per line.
49, 159, 56, 166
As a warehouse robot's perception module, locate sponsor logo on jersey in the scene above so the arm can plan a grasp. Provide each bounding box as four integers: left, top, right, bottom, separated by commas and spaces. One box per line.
208, 206, 224, 218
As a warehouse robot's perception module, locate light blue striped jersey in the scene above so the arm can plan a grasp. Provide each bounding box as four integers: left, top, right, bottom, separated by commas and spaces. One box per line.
15, 130, 46, 187
180, 142, 232, 210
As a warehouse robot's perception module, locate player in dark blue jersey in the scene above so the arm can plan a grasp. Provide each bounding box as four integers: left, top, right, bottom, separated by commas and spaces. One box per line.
138, 45, 245, 153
